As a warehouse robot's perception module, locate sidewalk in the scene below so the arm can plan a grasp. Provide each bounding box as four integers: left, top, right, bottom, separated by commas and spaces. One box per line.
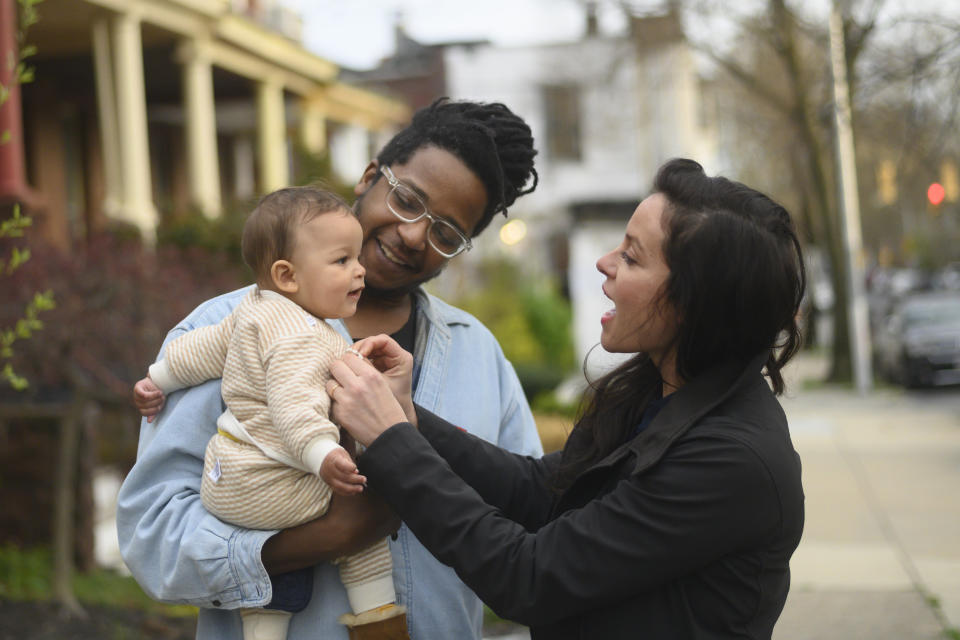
775, 354, 960, 639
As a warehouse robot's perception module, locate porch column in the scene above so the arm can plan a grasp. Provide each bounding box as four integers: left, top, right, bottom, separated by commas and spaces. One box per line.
180, 40, 221, 217
110, 9, 156, 241
90, 16, 122, 217
300, 99, 327, 155
256, 79, 288, 193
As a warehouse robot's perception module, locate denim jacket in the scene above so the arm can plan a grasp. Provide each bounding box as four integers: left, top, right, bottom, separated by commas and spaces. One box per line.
116, 285, 543, 639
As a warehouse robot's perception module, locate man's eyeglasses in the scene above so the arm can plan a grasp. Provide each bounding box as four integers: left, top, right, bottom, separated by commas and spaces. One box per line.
380, 165, 473, 258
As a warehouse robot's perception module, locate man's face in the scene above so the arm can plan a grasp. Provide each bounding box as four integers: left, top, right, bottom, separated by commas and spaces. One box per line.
353, 146, 488, 297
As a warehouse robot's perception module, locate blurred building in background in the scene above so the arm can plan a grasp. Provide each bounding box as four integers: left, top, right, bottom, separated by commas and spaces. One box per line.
343, 19, 485, 113
0, 0, 410, 572
0, 0, 409, 250
353, 5, 719, 370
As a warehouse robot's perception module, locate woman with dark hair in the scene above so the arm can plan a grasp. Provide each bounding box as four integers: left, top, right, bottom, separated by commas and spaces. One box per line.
326, 158, 806, 639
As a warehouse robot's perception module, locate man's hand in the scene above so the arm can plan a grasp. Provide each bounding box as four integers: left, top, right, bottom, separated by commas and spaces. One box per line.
261, 491, 401, 575
133, 376, 165, 422
319, 447, 367, 496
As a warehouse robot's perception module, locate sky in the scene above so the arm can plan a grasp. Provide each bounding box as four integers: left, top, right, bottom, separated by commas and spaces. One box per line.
279, 0, 958, 71
278, 0, 643, 70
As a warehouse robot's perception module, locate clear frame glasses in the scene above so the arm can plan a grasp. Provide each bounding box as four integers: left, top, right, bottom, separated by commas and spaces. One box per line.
380, 165, 473, 258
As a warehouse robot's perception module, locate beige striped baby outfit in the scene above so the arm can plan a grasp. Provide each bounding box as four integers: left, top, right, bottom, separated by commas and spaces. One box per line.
148, 288, 395, 614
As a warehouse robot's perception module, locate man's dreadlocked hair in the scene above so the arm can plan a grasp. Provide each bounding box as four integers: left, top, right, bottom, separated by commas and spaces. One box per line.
376, 98, 539, 237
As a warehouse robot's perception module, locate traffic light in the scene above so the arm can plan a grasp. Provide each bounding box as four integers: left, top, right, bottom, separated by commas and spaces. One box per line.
928, 182, 945, 207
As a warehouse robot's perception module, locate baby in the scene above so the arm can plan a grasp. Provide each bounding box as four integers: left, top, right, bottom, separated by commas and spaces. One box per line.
133, 187, 405, 640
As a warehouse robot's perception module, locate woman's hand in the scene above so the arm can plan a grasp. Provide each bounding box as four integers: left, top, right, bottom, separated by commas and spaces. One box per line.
349, 335, 415, 423
327, 351, 411, 447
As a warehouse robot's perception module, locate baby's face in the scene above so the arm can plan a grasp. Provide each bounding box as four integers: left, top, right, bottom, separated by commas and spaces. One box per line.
288, 211, 365, 319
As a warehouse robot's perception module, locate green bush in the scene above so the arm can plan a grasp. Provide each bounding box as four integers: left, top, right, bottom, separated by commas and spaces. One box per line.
530, 390, 580, 418
453, 258, 576, 399
513, 363, 567, 401
522, 285, 575, 370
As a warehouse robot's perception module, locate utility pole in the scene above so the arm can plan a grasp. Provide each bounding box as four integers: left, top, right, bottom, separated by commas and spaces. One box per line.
829, 0, 873, 394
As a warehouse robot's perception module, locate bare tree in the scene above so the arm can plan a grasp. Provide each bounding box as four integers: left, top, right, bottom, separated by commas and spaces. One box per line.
660, 0, 960, 382
855, 12, 960, 265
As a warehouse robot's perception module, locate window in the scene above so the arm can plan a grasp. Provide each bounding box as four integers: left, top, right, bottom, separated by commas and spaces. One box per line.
542, 84, 582, 161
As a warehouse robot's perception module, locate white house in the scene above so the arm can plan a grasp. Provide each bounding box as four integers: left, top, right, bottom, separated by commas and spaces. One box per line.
440, 10, 719, 376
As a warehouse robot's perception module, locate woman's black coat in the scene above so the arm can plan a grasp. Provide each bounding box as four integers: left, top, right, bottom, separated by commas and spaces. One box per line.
358, 352, 804, 639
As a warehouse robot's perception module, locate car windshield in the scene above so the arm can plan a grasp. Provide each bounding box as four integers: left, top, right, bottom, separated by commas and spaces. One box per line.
902, 298, 960, 326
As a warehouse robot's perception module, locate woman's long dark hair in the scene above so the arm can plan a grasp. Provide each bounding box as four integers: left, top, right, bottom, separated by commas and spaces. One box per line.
552, 158, 806, 491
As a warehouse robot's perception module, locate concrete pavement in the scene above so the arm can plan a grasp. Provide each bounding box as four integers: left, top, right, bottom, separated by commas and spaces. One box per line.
775, 355, 960, 639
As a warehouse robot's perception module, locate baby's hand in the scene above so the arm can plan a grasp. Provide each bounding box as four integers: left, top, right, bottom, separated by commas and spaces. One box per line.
320, 447, 366, 496
133, 376, 166, 422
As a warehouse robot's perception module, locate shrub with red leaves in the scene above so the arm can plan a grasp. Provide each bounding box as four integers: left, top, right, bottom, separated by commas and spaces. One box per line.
0, 231, 246, 403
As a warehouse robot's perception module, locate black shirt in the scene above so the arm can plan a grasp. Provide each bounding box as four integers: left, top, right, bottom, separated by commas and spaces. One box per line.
351, 301, 417, 353
388, 301, 417, 354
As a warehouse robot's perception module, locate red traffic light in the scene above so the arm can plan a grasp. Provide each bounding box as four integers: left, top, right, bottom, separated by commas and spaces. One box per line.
928, 182, 945, 206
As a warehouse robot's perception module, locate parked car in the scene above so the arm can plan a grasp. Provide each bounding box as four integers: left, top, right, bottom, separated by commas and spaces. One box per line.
932, 262, 960, 291
874, 292, 960, 388
867, 267, 935, 325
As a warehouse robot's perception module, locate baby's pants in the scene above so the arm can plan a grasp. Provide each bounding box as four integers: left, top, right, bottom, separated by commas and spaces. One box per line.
202, 434, 395, 613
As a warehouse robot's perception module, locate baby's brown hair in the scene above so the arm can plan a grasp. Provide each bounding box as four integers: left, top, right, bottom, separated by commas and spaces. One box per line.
241, 187, 353, 287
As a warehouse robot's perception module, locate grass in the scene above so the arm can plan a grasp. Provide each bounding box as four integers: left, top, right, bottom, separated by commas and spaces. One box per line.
919, 586, 960, 640
0, 544, 195, 618
1, 545, 524, 635
73, 569, 197, 618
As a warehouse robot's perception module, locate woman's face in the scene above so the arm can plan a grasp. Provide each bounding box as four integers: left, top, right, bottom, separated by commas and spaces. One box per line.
596, 193, 678, 364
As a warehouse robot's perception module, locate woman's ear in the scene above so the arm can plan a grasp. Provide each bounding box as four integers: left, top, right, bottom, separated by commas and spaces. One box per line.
271, 260, 298, 294
354, 161, 379, 197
